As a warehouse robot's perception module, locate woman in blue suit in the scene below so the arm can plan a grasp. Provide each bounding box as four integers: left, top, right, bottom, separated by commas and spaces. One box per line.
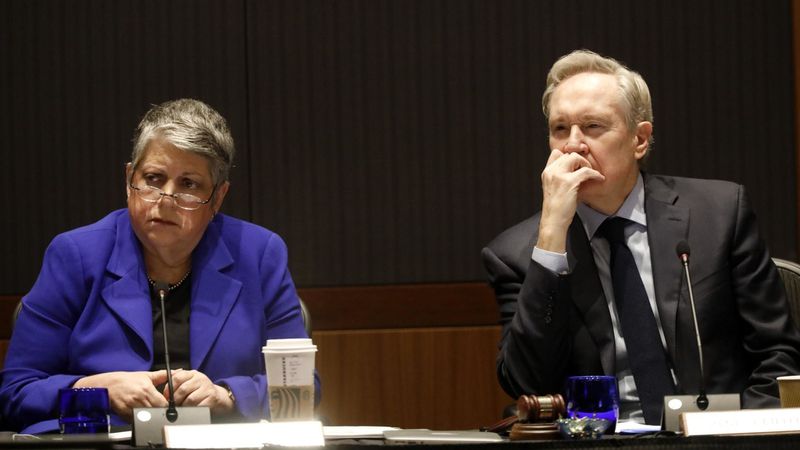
0, 99, 319, 433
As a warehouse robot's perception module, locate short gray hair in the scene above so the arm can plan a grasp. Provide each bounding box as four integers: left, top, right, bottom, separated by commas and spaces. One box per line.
131, 99, 235, 185
542, 50, 653, 137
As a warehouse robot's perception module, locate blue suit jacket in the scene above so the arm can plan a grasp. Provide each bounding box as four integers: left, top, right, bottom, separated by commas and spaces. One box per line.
0, 209, 319, 432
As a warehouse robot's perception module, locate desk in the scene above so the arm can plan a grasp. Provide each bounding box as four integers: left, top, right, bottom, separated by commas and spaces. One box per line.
3, 433, 800, 449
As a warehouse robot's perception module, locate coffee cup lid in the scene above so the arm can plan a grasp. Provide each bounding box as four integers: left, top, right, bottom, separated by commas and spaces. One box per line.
263, 338, 316, 353
265, 338, 313, 348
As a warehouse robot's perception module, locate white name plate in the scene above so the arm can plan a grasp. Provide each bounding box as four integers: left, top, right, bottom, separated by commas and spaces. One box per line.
163, 420, 325, 448
681, 407, 800, 436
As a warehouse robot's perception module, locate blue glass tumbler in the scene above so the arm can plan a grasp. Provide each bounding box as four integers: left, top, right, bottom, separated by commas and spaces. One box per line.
565, 375, 619, 433
58, 387, 111, 434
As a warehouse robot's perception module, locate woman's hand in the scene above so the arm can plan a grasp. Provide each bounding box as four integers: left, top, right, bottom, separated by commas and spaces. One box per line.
73, 370, 170, 421
164, 369, 235, 415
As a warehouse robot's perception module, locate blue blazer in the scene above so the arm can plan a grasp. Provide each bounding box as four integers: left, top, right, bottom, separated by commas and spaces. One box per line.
0, 209, 319, 433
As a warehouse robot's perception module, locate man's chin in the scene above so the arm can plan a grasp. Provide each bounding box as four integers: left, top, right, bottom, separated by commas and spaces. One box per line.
578, 183, 603, 202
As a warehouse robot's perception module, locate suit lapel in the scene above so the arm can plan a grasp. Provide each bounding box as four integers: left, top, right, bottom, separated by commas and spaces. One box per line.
100, 213, 244, 369
189, 218, 242, 369
643, 175, 689, 374
567, 217, 616, 374
101, 213, 153, 359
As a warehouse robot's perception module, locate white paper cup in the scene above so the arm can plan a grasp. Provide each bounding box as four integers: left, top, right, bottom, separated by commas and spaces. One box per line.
778, 375, 800, 407
263, 339, 317, 421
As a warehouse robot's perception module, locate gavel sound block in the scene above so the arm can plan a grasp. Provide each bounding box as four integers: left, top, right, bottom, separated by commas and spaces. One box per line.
510, 394, 566, 440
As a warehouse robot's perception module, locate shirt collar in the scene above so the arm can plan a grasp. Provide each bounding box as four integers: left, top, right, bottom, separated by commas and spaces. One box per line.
577, 172, 646, 240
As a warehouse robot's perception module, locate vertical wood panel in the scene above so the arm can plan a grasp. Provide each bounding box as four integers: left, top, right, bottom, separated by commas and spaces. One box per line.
314, 326, 510, 429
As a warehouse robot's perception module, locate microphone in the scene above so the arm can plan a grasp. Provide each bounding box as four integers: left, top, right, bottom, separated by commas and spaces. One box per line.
132, 281, 210, 446
662, 241, 740, 431
675, 241, 709, 410
154, 281, 179, 422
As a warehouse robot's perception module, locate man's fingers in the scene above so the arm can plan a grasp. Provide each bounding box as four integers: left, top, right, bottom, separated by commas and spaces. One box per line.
546, 149, 564, 165
571, 165, 605, 182
542, 155, 599, 189
543, 152, 594, 182
558, 152, 592, 170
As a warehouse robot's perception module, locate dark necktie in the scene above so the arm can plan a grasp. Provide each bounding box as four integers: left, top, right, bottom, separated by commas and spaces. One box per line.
598, 217, 675, 425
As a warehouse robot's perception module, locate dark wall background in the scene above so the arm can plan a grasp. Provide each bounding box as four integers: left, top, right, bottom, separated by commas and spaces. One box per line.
1, 0, 796, 293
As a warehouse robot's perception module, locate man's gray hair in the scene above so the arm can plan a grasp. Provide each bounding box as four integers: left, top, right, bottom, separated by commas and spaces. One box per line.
131, 99, 235, 185
542, 50, 653, 138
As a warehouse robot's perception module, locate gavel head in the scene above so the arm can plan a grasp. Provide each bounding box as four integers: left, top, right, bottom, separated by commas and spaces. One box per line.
516, 394, 566, 423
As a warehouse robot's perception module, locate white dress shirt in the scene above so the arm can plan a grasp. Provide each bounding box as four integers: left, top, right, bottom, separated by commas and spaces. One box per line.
532, 174, 675, 422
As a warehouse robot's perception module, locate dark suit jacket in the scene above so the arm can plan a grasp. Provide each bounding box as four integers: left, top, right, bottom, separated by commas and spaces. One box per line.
0, 209, 319, 433
481, 173, 800, 407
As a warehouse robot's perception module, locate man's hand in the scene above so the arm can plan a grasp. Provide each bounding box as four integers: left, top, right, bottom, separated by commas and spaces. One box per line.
537, 149, 604, 252
73, 371, 170, 421
164, 369, 235, 415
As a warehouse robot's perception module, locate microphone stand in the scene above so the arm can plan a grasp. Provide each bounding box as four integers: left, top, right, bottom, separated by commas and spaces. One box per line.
131, 281, 211, 446
154, 281, 179, 422
662, 242, 740, 432
677, 247, 709, 410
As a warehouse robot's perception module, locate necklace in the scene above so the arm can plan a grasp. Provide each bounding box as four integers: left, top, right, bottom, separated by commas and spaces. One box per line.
147, 269, 192, 291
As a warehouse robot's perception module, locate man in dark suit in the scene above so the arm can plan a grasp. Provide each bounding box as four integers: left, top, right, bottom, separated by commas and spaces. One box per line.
481, 50, 800, 424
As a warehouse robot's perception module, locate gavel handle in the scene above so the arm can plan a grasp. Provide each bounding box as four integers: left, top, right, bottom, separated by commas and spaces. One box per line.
482, 393, 566, 433
482, 415, 519, 433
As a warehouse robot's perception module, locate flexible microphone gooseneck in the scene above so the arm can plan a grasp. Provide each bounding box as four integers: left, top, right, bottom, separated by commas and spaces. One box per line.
154, 281, 179, 422
675, 241, 709, 411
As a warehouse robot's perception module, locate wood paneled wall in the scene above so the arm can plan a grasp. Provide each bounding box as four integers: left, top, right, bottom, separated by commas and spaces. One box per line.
314, 326, 508, 429
298, 283, 508, 427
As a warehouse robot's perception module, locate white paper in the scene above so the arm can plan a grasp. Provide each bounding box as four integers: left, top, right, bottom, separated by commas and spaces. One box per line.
163, 421, 324, 448
615, 420, 661, 434
681, 407, 800, 436
108, 431, 133, 441
323, 425, 399, 439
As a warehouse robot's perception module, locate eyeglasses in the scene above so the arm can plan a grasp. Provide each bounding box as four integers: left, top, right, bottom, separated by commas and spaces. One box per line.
129, 183, 216, 211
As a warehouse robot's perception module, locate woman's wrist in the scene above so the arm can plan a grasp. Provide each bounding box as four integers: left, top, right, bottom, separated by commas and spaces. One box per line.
217, 383, 236, 412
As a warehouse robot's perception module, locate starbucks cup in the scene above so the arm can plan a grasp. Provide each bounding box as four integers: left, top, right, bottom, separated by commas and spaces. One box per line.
263, 338, 317, 421
778, 375, 800, 407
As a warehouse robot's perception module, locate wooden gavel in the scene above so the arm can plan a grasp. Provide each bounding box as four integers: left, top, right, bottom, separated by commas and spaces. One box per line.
484, 394, 566, 433
516, 393, 566, 422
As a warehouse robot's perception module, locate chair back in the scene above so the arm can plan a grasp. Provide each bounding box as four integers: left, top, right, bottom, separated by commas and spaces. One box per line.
774, 258, 800, 330
10, 300, 21, 332
298, 298, 312, 338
